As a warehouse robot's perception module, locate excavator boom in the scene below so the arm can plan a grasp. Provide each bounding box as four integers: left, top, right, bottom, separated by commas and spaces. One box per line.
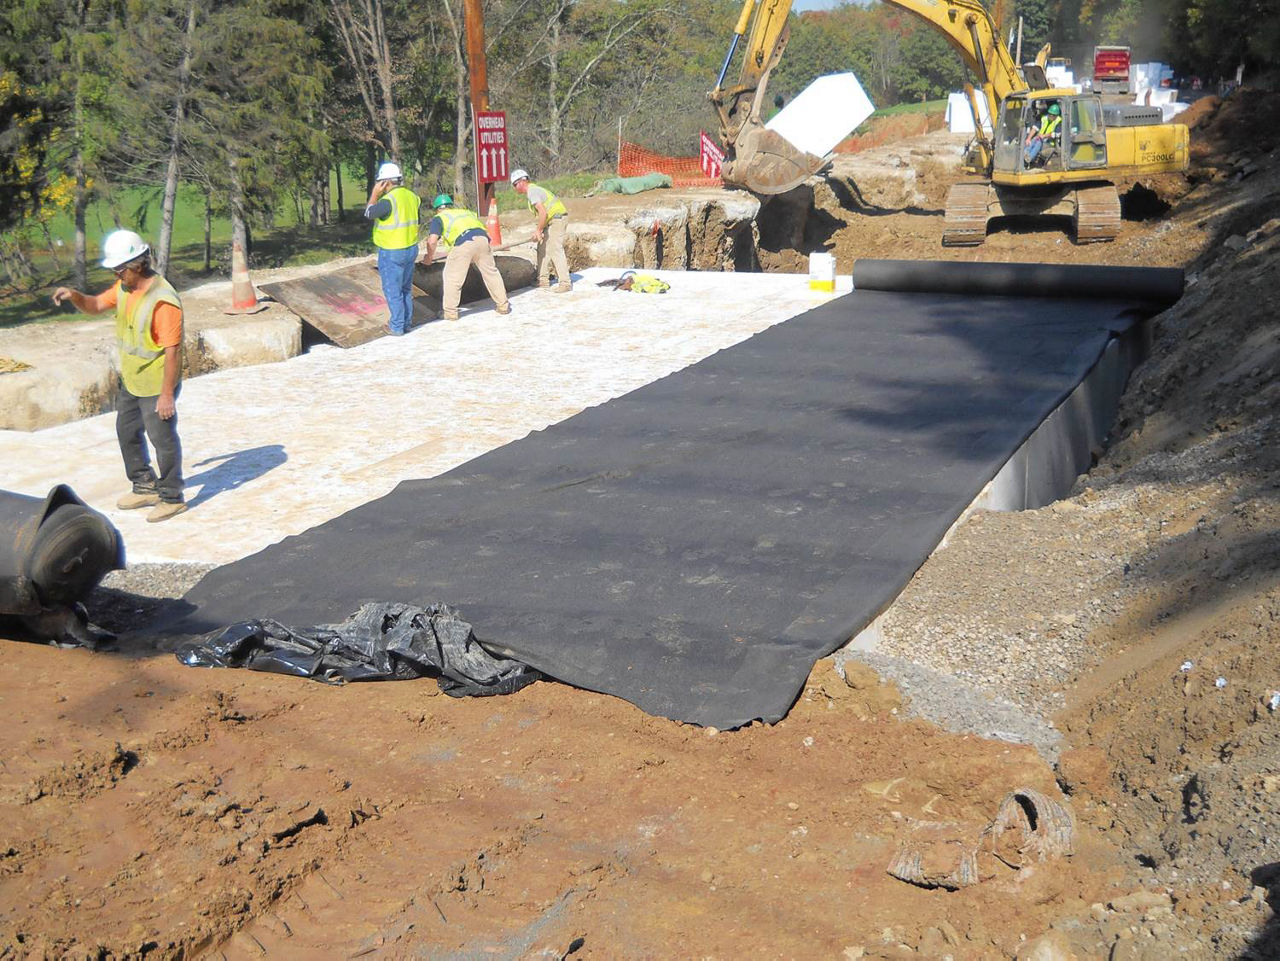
710, 0, 1028, 194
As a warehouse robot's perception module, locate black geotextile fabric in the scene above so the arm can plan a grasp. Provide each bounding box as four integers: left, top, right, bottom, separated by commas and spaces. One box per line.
170, 270, 1174, 728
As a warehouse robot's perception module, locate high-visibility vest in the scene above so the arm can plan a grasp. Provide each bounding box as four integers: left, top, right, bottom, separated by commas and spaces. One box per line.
436, 207, 487, 248
620, 271, 670, 294
372, 186, 421, 250
526, 183, 567, 220
115, 275, 182, 397
1039, 113, 1062, 138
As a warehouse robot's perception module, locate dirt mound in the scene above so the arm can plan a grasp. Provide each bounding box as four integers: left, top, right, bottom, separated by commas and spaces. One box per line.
1189, 89, 1280, 159
835, 110, 948, 154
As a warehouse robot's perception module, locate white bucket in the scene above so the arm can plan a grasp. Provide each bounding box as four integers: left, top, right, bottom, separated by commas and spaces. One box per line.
809, 252, 836, 292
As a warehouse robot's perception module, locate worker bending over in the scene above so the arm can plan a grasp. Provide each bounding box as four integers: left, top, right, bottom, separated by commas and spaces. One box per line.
364, 161, 421, 335
510, 169, 571, 293
52, 230, 188, 522
421, 194, 511, 322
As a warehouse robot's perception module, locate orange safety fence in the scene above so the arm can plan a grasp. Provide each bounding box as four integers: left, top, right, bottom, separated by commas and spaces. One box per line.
618, 141, 721, 187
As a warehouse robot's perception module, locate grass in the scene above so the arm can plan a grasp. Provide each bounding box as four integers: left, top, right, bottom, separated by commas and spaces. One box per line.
1, 168, 609, 329
872, 98, 949, 116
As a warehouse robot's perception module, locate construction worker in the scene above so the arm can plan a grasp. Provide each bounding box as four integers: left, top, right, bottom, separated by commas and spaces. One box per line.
364, 161, 421, 335
510, 169, 571, 293
1024, 101, 1063, 167
421, 194, 511, 321
51, 230, 188, 522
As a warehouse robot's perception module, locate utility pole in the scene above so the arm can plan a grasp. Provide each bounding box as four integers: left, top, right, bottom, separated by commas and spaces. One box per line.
464, 0, 494, 213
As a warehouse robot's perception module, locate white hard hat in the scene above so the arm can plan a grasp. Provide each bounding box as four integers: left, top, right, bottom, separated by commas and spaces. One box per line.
510, 168, 529, 185
100, 229, 150, 270
376, 161, 403, 181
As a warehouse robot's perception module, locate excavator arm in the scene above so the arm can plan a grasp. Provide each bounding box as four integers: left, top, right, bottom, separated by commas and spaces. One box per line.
710, 0, 1031, 194
708, 0, 827, 194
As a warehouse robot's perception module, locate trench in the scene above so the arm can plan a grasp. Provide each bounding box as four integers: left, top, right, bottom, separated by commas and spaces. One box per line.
842, 314, 1151, 655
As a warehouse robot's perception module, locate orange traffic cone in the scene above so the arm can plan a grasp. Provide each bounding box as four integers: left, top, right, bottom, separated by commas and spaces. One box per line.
224, 242, 267, 315
486, 199, 502, 246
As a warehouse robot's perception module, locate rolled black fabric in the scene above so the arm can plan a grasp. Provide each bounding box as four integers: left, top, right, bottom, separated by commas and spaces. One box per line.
412, 254, 536, 304
0, 486, 124, 615
851, 259, 1184, 307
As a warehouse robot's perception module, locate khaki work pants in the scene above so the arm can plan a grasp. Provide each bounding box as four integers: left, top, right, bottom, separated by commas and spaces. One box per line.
442, 236, 509, 318
537, 216, 570, 288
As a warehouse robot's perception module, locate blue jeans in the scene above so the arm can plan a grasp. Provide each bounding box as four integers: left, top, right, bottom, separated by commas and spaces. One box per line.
377, 245, 418, 334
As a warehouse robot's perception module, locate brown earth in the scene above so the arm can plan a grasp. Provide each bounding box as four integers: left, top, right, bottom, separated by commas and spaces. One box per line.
2, 91, 1279, 960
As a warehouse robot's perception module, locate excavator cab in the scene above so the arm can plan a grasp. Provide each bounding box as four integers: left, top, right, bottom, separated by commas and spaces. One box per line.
993, 95, 1111, 178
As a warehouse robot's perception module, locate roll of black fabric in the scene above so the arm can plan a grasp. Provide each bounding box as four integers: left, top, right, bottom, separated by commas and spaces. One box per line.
851, 259, 1185, 307
0, 485, 124, 615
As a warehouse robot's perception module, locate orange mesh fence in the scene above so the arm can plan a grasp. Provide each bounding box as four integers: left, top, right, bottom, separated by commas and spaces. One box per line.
618, 141, 721, 187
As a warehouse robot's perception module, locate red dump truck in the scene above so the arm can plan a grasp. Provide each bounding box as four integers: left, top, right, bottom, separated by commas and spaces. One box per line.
1093, 45, 1132, 95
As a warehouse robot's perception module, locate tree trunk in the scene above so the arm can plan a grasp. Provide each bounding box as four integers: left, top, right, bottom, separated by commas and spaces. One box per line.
229, 156, 249, 264
442, 0, 469, 202
72, 6, 87, 292
203, 190, 212, 272
547, 19, 561, 161
73, 154, 87, 291
309, 170, 321, 227
157, 0, 198, 275
370, 0, 400, 160
335, 161, 345, 221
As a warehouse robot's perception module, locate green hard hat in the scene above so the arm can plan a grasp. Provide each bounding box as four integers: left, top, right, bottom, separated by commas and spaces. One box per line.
432, 193, 452, 209
1048, 102, 1061, 115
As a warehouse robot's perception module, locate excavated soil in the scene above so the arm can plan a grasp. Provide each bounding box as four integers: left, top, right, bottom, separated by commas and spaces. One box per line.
3, 92, 1279, 959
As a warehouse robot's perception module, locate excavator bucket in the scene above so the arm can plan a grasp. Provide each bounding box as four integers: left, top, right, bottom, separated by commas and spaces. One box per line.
720, 124, 828, 196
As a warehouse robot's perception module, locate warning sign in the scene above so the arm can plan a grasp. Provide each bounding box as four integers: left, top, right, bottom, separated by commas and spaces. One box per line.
474, 110, 509, 184
699, 131, 724, 179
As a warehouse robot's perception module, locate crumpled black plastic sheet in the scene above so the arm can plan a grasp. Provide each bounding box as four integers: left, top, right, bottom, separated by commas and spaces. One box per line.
174, 601, 541, 697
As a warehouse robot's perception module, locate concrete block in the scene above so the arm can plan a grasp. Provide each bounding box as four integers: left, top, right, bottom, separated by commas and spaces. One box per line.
188, 313, 301, 373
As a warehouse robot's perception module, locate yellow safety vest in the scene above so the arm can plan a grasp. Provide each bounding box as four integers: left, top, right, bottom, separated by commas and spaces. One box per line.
115, 275, 182, 397
526, 182, 567, 220
372, 186, 422, 250
619, 271, 670, 294
1039, 114, 1062, 138
436, 207, 487, 248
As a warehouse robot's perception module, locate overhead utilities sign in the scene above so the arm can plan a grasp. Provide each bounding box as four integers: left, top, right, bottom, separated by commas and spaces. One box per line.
699, 131, 724, 178
474, 110, 509, 184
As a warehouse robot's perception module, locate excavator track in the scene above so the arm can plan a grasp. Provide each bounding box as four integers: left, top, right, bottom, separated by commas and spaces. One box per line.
942, 183, 993, 246
1073, 185, 1122, 243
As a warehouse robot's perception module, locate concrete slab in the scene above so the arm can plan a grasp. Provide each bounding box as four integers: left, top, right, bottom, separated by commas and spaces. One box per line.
0, 268, 848, 565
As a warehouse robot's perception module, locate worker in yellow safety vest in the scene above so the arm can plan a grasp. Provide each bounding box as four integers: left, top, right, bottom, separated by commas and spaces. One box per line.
364, 161, 422, 335
510, 168, 571, 292
1024, 102, 1063, 167
52, 229, 189, 522
421, 194, 511, 322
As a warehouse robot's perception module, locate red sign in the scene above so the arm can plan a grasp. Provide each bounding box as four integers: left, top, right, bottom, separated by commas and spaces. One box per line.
474, 110, 509, 184
699, 131, 724, 178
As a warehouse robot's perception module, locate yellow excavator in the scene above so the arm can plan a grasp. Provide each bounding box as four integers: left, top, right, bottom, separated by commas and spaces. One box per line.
708, 0, 1189, 245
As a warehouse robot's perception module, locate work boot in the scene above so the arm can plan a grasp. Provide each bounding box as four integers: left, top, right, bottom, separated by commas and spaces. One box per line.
443, 310, 459, 322
146, 501, 188, 523
554, 283, 572, 293
495, 303, 512, 316
538, 282, 552, 291
117, 491, 160, 510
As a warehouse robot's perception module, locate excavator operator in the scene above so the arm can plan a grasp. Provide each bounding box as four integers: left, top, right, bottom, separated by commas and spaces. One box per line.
1024, 102, 1063, 168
